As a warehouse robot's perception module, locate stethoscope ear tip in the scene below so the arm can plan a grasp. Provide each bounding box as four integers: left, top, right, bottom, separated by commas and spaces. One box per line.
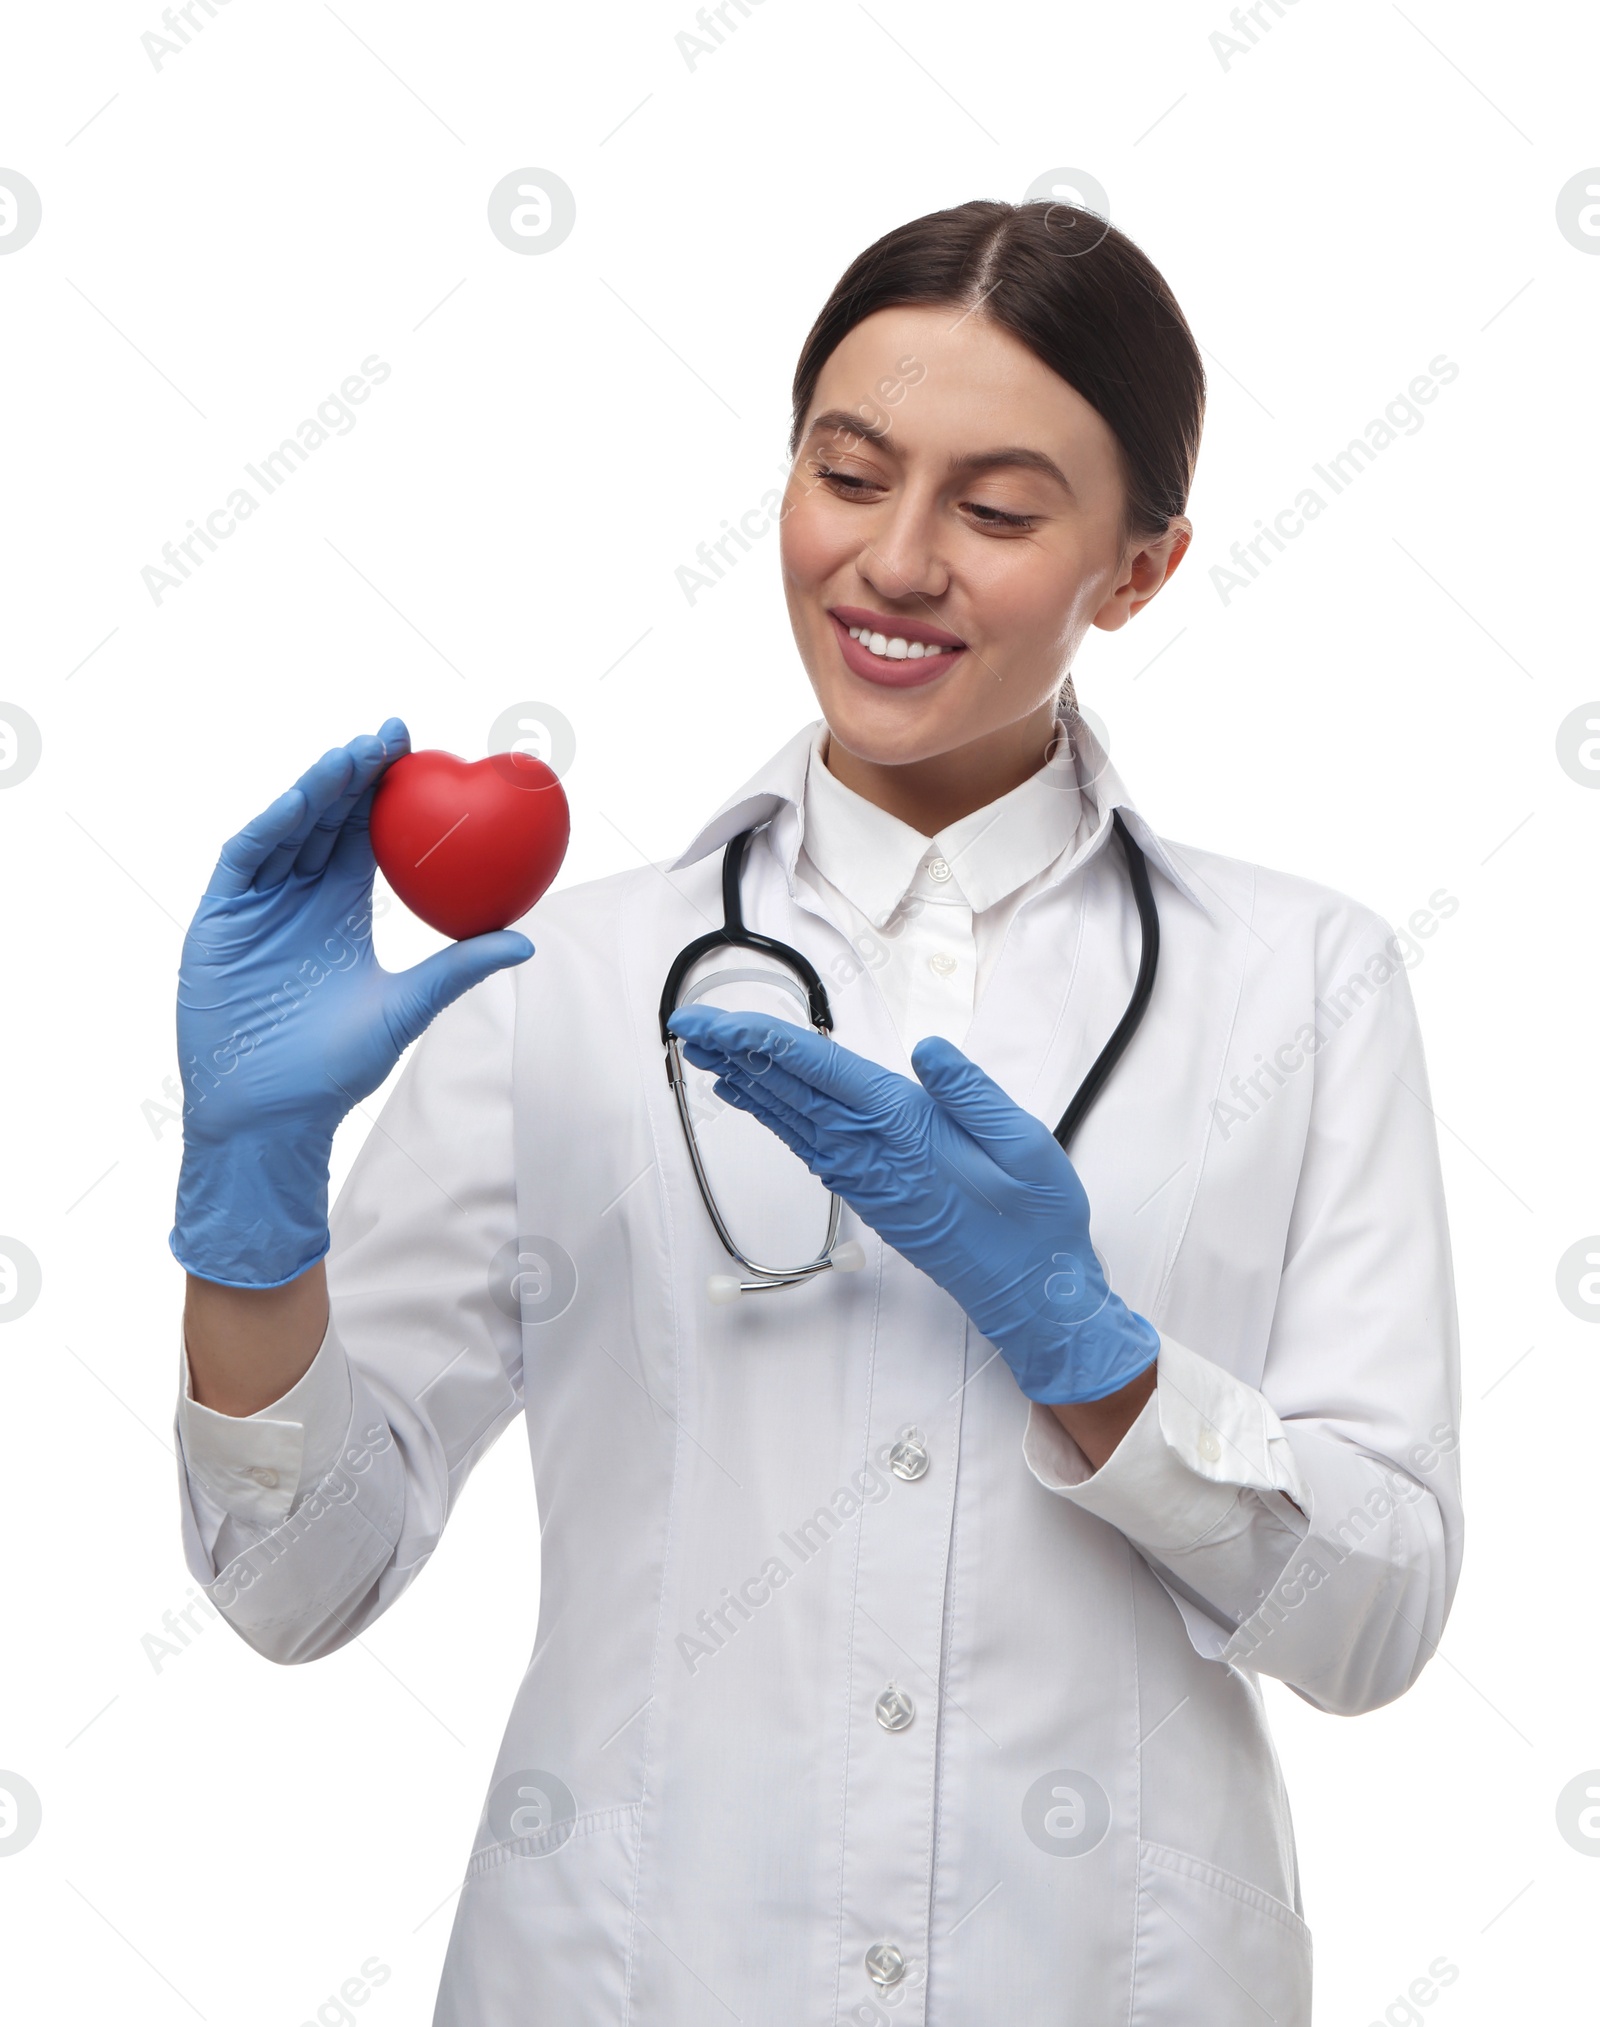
831, 1241, 866, 1274
706, 1274, 745, 1305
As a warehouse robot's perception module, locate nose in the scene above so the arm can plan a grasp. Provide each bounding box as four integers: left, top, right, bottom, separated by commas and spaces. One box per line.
856, 488, 950, 607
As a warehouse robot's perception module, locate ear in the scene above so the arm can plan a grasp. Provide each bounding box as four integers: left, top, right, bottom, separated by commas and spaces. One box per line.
1092, 517, 1192, 633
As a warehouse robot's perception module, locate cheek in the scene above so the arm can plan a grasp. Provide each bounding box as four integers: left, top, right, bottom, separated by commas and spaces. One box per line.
961, 542, 1084, 647
779, 486, 857, 589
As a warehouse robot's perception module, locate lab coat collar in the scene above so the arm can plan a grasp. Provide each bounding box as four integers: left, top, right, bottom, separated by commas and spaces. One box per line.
668, 713, 1212, 922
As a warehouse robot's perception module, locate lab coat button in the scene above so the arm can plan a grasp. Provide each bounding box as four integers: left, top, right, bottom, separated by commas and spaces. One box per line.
928, 952, 957, 977
875, 1684, 915, 1731
926, 856, 952, 882
1197, 1430, 1222, 1463
248, 1467, 280, 1489
888, 1429, 930, 1481
865, 1942, 906, 1988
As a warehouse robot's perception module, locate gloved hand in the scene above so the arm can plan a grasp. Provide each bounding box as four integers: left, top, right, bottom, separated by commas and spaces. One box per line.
667, 1006, 1159, 1405
172, 719, 534, 1288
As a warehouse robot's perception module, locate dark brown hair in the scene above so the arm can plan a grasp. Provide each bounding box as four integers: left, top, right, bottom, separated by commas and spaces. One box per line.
790, 200, 1206, 544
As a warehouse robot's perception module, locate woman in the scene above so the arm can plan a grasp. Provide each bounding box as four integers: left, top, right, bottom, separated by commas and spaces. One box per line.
171, 201, 1461, 2024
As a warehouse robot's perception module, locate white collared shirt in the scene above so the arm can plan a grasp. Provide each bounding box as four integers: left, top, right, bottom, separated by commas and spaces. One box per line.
795, 718, 1087, 1049
174, 714, 1461, 2025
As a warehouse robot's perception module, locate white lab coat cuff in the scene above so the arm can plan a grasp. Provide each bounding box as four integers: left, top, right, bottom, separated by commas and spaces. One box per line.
177, 1319, 353, 1527
1022, 1334, 1308, 1556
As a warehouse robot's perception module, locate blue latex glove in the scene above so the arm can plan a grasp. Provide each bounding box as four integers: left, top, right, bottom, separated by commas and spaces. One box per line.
667, 1005, 1159, 1405
172, 720, 534, 1288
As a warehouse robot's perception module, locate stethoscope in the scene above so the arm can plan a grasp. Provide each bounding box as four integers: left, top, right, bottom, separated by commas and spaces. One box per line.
660, 809, 1159, 1302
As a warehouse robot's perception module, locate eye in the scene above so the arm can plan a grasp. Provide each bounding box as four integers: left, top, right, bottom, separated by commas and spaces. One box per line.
962, 500, 1038, 531
811, 461, 883, 498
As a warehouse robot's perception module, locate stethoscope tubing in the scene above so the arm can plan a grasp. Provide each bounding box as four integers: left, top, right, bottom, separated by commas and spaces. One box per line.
1052, 810, 1159, 1153
660, 807, 1159, 1296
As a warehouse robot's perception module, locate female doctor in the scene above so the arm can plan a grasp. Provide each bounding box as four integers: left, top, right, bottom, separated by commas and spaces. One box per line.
170, 201, 1462, 2025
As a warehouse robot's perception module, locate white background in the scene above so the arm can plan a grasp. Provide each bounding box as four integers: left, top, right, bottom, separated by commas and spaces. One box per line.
1, 0, 1597, 2020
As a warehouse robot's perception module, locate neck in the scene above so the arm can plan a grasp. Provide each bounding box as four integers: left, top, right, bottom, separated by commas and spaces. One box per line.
822, 697, 1061, 837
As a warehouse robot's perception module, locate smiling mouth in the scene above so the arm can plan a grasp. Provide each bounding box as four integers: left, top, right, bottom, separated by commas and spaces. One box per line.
826, 606, 968, 686
829, 605, 967, 661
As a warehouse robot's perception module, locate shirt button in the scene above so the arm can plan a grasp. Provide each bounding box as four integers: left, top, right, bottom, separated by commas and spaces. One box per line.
1197, 1430, 1222, 1463
247, 1466, 280, 1489
926, 856, 952, 882
888, 1428, 930, 1481
927, 952, 957, 978
875, 1684, 915, 1732
865, 1943, 906, 1989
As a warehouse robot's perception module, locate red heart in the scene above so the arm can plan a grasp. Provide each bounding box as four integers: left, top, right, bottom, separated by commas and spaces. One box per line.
370, 749, 570, 940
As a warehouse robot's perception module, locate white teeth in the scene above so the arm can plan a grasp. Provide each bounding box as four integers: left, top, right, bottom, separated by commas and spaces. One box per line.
846, 621, 960, 661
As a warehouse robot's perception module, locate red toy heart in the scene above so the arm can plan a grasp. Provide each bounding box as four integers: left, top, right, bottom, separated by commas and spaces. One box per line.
370, 749, 570, 940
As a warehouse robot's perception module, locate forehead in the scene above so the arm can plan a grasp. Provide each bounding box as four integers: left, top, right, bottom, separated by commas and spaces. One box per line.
807, 303, 1117, 461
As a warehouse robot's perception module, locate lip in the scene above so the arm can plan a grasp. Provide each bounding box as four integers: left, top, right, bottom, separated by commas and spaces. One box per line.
826, 606, 967, 689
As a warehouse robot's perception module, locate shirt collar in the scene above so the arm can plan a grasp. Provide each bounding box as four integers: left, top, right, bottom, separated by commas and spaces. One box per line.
668, 714, 1211, 921
799, 721, 1084, 927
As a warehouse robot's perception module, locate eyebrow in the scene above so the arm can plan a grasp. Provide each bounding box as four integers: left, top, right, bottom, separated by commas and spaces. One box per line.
803, 410, 1074, 496
806, 408, 891, 447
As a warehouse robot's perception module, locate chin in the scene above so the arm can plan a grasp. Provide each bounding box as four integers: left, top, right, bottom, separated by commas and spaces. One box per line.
814, 673, 974, 765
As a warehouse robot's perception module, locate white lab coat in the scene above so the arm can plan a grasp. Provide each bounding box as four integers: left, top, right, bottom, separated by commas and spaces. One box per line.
175, 716, 1462, 2025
